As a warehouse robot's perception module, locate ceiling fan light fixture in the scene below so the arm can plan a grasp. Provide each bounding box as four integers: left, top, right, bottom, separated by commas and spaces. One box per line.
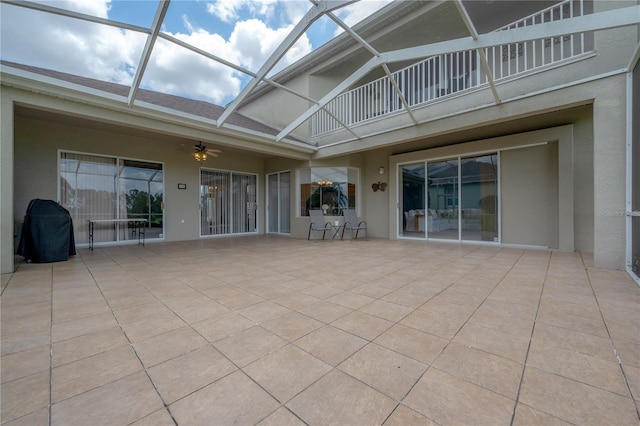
194, 142, 208, 161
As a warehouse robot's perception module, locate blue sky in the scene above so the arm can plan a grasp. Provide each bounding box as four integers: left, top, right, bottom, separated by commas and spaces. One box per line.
1, 0, 390, 105
107, 0, 340, 52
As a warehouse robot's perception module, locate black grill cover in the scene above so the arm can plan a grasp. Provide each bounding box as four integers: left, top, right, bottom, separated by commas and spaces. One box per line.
17, 199, 76, 263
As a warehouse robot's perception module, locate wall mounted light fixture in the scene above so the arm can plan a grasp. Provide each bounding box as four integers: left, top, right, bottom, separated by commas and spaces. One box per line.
378, 167, 385, 175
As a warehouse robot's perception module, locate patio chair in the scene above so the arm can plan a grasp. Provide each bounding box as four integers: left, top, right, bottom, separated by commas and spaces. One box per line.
308, 209, 331, 240
342, 208, 367, 240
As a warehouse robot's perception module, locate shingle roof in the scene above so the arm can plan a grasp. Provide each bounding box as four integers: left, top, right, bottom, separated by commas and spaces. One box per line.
2, 60, 306, 143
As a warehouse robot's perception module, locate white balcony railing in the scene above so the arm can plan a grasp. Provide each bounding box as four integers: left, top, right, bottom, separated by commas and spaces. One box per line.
312, 0, 591, 137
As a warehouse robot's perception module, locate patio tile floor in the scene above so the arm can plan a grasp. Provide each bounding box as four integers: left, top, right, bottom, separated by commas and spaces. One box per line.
1, 235, 639, 425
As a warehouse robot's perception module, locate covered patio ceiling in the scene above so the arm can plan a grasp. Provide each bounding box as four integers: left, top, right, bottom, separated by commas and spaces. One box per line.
1, 0, 639, 147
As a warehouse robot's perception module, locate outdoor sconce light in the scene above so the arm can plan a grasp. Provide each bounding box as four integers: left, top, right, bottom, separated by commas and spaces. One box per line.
372, 182, 387, 192
378, 167, 385, 175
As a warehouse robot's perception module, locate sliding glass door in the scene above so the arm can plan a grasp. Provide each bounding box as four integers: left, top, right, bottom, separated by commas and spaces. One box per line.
426, 159, 458, 239
399, 153, 499, 242
59, 152, 164, 244
200, 169, 257, 236
267, 171, 290, 234
400, 163, 426, 238
460, 154, 498, 242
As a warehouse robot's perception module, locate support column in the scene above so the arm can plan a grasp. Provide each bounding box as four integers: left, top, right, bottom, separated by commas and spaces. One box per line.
1, 92, 15, 274
593, 76, 627, 269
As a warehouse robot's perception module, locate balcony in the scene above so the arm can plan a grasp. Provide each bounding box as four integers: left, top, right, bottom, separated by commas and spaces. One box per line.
311, 0, 593, 137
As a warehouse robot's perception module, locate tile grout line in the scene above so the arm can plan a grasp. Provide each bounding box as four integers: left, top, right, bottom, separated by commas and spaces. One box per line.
379, 246, 530, 424
582, 252, 640, 421
508, 250, 552, 426
48, 264, 53, 426
82, 248, 181, 426
98, 248, 311, 425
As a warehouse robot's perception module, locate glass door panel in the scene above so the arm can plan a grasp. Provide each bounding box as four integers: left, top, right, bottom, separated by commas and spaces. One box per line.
400, 163, 426, 238
60, 153, 117, 244
427, 159, 458, 239
200, 170, 230, 235
232, 173, 257, 233
268, 174, 278, 233
460, 154, 498, 242
267, 171, 291, 234
279, 172, 291, 233
118, 160, 164, 240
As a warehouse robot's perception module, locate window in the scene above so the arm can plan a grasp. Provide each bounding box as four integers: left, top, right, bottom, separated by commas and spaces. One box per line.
59, 152, 164, 245
298, 167, 357, 216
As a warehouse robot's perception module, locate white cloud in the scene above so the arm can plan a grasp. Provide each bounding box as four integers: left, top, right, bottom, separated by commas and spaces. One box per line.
1, 1, 141, 84
1, 0, 313, 105
333, 0, 393, 35
37, 0, 110, 18
207, 0, 280, 24
142, 36, 242, 105
229, 19, 311, 72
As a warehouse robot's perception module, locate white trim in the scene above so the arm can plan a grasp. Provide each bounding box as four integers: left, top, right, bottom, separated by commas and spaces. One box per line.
626, 53, 640, 285
282, 5, 640, 141
266, 170, 292, 235
497, 150, 502, 244
312, 62, 617, 150
1, 65, 317, 156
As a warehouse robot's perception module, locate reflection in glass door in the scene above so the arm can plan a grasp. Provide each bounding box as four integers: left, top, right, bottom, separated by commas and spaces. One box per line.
401, 153, 500, 242
59, 152, 164, 244
119, 160, 164, 240
460, 154, 498, 242
400, 163, 426, 238
268, 171, 290, 234
427, 159, 458, 240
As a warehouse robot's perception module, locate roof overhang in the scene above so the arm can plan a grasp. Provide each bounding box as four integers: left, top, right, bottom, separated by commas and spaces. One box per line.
1, 63, 317, 160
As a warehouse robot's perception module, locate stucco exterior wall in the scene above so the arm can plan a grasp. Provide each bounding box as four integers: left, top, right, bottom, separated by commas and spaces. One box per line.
593, 76, 628, 269
388, 126, 577, 251
11, 114, 266, 250
237, 74, 311, 141
501, 143, 559, 248
1, 90, 15, 274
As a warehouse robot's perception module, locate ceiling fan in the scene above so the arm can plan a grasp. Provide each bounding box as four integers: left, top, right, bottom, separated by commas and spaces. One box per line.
193, 142, 221, 161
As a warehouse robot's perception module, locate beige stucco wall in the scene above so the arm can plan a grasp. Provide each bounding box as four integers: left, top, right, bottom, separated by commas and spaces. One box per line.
10, 112, 268, 261
388, 126, 577, 252
1, 90, 15, 274
501, 143, 559, 248
261, 153, 393, 239
237, 74, 311, 141
593, 76, 628, 269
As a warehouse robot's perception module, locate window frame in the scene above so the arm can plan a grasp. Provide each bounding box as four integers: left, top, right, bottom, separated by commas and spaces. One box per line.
57, 149, 165, 245
296, 167, 359, 217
